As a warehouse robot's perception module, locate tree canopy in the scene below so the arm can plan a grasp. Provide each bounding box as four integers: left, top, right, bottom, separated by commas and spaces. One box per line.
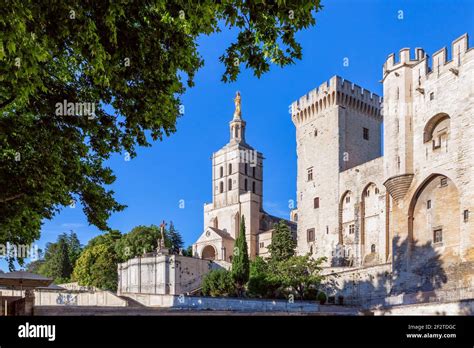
72, 232, 121, 291
0, 1, 322, 260
269, 254, 326, 299
29, 231, 82, 283
115, 224, 166, 261
267, 220, 296, 262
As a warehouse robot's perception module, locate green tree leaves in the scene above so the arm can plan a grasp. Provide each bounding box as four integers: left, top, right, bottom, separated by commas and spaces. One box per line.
270, 254, 326, 299
201, 269, 235, 297
267, 220, 296, 262
231, 216, 250, 294
72, 231, 121, 291
167, 221, 184, 254
0, 2, 321, 259
115, 225, 161, 261
33, 231, 82, 283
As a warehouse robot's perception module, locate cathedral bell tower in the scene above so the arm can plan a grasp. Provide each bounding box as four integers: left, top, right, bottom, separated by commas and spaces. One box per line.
196, 91, 267, 261
210, 92, 264, 211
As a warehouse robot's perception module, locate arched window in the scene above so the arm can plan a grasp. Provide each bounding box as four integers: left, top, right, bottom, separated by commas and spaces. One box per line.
219, 181, 224, 193
234, 126, 239, 138
228, 163, 232, 174
252, 181, 256, 194
252, 167, 256, 178
245, 163, 248, 175
371, 244, 376, 253
220, 166, 223, 178
244, 179, 248, 191
228, 178, 232, 190
313, 197, 320, 209
423, 113, 450, 148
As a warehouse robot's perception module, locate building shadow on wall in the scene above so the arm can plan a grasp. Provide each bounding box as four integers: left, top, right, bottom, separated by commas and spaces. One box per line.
335, 236, 448, 314
459, 299, 474, 315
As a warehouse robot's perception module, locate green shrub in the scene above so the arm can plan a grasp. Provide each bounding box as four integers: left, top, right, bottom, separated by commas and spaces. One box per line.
201, 269, 236, 297
303, 287, 319, 301
317, 291, 327, 304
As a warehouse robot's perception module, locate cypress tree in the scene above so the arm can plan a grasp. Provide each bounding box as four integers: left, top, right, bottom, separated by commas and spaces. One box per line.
231, 216, 250, 295
168, 221, 184, 254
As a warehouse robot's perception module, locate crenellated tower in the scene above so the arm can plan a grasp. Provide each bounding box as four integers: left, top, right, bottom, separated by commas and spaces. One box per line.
382, 47, 427, 200
291, 76, 383, 262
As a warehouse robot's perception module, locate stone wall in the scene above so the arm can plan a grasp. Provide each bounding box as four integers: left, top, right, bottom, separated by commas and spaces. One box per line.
34, 289, 127, 307
321, 263, 392, 305
292, 76, 383, 265
373, 299, 474, 315
338, 157, 387, 266
291, 34, 473, 303
123, 292, 322, 313
118, 254, 222, 296
322, 259, 474, 309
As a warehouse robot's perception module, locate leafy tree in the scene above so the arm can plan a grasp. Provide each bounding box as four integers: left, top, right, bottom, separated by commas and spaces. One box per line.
72, 231, 121, 291
114, 224, 175, 261
231, 216, 249, 295
250, 256, 268, 278
182, 245, 193, 257
267, 220, 296, 262
247, 256, 280, 299
88, 229, 121, 248
29, 231, 82, 283
272, 255, 326, 300
0, 1, 322, 262
73, 242, 119, 291
167, 221, 184, 254
24, 247, 44, 273
25, 259, 45, 274
201, 269, 235, 297
46, 237, 72, 284
63, 231, 82, 267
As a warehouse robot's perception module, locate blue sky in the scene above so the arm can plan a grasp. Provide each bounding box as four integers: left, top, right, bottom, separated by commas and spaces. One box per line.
2, 0, 473, 271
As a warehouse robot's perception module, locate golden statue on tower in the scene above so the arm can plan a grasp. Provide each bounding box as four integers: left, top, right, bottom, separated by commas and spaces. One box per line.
234, 91, 241, 118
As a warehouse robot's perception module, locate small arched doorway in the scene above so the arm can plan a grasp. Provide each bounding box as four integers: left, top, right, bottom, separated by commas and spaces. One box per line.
201, 245, 216, 260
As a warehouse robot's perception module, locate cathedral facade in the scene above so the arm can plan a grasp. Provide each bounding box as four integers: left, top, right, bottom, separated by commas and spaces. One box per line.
192, 92, 296, 263
291, 33, 474, 296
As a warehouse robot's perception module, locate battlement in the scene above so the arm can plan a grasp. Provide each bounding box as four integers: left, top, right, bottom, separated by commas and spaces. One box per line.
383, 33, 471, 80
291, 76, 382, 125
383, 47, 426, 74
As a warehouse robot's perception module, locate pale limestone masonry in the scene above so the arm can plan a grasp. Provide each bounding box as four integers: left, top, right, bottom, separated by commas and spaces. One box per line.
292, 33, 474, 300
117, 254, 221, 295
291, 75, 383, 265
193, 92, 296, 261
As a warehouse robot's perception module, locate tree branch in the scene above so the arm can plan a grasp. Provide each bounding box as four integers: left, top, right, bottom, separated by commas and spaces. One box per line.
0, 96, 16, 110
0, 193, 24, 203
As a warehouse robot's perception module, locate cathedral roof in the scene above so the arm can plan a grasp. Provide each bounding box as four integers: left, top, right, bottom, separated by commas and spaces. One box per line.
258, 211, 297, 235
207, 227, 234, 240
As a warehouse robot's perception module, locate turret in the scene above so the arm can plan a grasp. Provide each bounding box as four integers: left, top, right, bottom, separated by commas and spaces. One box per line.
229, 91, 246, 144
382, 47, 426, 200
